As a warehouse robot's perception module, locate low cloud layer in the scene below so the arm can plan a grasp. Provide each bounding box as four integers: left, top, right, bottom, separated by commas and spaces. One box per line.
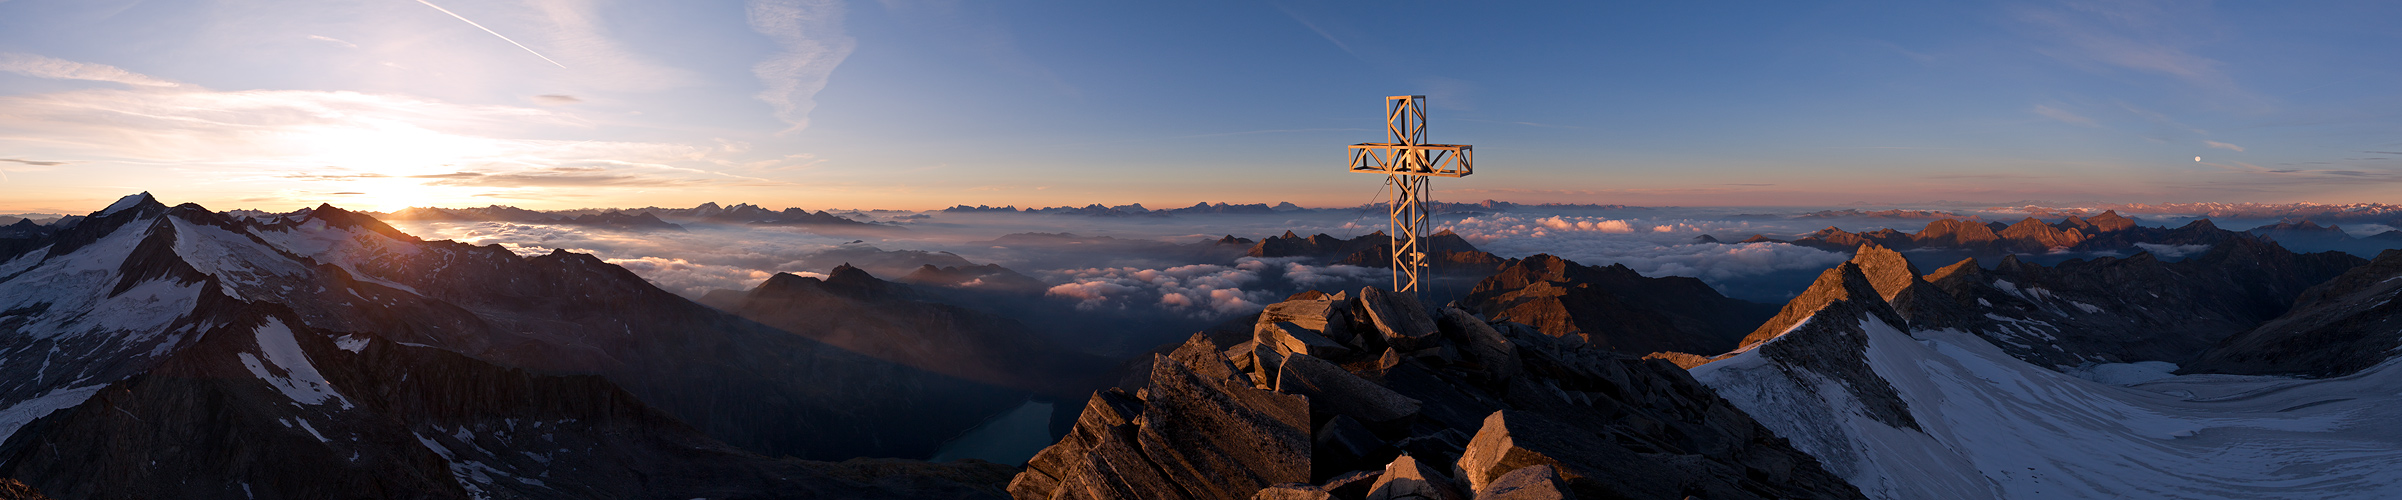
386, 206, 1898, 317
391, 220, 853, 296
1448, 214, 1852, 286
1043, 257, 1385, 318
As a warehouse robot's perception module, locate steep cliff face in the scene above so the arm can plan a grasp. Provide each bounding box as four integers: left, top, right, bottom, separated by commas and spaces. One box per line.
1462, 254, 1777, 355
2184, 249, 2402, 377
1010, 287, 1863, 500
1913, 237, 2362, 368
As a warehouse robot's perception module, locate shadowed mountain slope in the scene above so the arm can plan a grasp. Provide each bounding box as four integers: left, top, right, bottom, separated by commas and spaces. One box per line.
699, 265, 1116, 398
2184, 249, 2402, 377
0, 194, 1023, 466
1461, 254, 1778, 355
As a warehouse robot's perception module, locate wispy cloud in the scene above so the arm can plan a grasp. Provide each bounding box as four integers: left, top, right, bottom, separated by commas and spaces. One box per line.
2204, 141, 2245, 152
0, 52, 180, 87
0, 158, 66, 166
306, 35, 359, 49
1274, 4, 1359, 60
2199, 160, 2402, 184
2013, 1, 2240, 95
747, 0, 856, 135
533, 94, 581, 105
520, 0, 700, 92
0, 85, 763, 203
2032, 104, 2099, 126
411, 0, 568, 69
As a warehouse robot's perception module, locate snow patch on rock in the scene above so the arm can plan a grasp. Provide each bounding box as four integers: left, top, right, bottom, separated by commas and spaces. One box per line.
334, 335, 370, 353
0, 384, 105, 441
238, 318, 352, 409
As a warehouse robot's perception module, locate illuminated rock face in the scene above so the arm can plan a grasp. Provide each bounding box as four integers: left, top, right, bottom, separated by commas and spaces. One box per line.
0, 194, 1025, 498
1010, 287, 1865, 500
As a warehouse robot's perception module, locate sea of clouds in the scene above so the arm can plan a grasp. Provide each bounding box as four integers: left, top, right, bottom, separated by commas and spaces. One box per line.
386, 205, 1967, 316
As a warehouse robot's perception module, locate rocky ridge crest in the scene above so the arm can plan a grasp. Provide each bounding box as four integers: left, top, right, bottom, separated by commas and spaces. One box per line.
1011, 287, 1863, 500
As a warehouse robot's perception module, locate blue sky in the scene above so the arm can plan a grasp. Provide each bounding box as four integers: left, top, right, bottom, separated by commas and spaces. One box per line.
1, 0, 2397, 212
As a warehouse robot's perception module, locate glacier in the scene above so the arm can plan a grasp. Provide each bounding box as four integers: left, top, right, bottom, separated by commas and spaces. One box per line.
1694, 315, 2402, 499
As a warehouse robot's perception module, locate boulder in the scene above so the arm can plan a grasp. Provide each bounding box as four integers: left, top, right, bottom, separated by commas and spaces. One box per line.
1365, 454, 1464, 500
1455, 410, 1610, 494
1262, 298, 1357, 344
1437, 307, 1520, 381
1472, 466, 1571, 500
1170, 333, 1255, 388
1277, 353, 1423, 425
1360, 287, 1441, 350
1259, 321, 1354, 360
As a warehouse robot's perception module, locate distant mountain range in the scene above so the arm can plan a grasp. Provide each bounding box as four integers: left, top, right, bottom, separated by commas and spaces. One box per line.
370, 202, 890, 230
1725, 211, 2402, 261
2006, 201, 2402, 225
0, 193, 1028, 498
942, 201, 1303, 216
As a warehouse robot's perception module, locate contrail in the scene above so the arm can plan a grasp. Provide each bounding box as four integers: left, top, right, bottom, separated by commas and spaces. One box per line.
411, 0, 567, 69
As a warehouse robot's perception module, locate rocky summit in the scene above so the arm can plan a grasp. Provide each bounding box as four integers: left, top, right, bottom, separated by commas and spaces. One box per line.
1010, 287, 1863, 500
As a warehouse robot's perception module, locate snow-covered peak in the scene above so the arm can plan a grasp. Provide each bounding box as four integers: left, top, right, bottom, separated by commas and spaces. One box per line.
98, 192, 155, 216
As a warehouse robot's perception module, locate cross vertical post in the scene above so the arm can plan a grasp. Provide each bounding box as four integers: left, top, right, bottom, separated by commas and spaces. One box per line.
1346, 95, 1473, 296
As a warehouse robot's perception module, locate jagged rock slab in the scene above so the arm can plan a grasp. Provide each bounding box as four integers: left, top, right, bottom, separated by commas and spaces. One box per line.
1473, 465, 1570, 500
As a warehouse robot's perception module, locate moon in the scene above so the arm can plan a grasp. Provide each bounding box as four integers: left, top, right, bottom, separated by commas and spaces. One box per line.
2195, 156, 2203, 162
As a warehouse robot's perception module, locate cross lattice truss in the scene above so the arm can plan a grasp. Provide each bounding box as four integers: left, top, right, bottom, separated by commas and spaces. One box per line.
1346, 95, 1473, 294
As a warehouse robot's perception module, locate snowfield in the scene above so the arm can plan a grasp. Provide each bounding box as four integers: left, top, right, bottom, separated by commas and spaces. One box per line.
1694, 317, 2402, 499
